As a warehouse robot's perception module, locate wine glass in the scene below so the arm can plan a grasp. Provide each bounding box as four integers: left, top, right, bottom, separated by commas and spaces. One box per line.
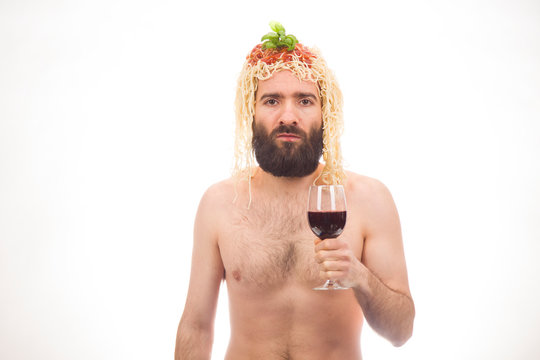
307, 185, 349, 290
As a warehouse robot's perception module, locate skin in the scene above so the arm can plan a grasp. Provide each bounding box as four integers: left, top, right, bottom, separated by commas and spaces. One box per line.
175, 71, 415, 359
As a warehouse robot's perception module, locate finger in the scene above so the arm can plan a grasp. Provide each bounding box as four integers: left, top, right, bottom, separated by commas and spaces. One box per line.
316, 238, 349, 252
330, 237, 349, 249
315, 249, 341, 263
322, 238, 339, 249
315, 239, 337, 252
314, 251, 325, 263
320, 270, 333, 280
316, 249, 351, 262
320, 260, 348, 272
319, 270, 345, 281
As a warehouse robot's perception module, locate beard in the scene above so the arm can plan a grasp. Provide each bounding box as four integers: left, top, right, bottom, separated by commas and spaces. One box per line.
252, 122, 324, 178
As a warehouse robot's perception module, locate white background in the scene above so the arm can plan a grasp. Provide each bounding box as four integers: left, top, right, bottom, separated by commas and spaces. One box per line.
1, 1, 539, 359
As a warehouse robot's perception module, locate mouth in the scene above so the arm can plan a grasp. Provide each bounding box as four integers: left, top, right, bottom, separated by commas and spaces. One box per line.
276, 133, 302, 142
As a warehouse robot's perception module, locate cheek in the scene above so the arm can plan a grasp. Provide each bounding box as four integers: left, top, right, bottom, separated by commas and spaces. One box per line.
309, 109, 323, 127
254, 108, 276, 126
305, 104, 322, 118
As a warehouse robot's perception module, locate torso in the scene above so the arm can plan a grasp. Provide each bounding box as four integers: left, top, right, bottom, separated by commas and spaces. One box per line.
214, 173, 367, 359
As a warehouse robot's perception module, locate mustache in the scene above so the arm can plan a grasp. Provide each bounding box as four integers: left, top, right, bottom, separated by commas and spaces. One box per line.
270, 125, 307, 140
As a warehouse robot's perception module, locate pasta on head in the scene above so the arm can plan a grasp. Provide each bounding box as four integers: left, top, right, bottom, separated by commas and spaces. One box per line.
233, 37, 345, 203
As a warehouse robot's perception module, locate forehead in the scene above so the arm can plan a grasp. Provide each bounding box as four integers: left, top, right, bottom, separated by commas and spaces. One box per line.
256, 71, 319, 98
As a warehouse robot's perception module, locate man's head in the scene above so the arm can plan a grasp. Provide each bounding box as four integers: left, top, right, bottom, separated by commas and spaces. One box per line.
233, 22, 345, 185
252, 70, 324, 177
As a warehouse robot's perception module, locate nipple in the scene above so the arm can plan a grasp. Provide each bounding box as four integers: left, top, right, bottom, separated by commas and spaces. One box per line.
232, 270, 242, 281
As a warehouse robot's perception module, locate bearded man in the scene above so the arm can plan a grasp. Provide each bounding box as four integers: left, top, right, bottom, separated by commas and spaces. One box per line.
175, 22, 415, 360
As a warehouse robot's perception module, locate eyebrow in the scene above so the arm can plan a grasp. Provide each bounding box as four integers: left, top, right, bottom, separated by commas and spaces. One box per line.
258, 92, 319, 102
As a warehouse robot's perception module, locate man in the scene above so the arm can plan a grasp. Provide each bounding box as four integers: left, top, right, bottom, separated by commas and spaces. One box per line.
175, 22, 415, 359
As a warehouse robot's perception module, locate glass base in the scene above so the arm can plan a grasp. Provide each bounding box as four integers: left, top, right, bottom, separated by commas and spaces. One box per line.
313, 280, 349, 291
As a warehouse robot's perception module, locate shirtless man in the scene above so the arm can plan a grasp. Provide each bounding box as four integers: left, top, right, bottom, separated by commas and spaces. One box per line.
175, 23, 415, 359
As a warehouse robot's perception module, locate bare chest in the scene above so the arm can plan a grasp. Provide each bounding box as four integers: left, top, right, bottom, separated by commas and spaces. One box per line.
219, 199, 321, 289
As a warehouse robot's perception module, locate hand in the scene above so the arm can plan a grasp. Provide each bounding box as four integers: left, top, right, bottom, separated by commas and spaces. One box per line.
314, 237, 363, 288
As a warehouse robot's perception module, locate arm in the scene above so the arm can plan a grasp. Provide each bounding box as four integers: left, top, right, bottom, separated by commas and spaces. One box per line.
175, 188, 225, 359
315, 179, 415, 346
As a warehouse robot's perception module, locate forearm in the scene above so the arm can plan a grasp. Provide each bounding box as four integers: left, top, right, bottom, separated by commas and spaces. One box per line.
353, 265, 415, 346
174, 321, 214, 360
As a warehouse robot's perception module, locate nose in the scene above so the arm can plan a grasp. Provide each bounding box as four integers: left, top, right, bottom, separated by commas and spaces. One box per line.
278, 101, 298, 126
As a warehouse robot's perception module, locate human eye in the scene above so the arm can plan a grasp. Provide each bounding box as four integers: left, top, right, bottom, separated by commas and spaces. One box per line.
299, 98, 314, 106
264, 98, 279, 106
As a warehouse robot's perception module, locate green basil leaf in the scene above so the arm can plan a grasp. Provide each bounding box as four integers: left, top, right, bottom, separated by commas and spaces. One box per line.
263, 41, 276, 49
261, 32, 279, 42
269, 21, 281, 33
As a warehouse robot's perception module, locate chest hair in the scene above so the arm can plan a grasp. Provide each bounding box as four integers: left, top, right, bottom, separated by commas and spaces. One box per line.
227, 193, 318, 288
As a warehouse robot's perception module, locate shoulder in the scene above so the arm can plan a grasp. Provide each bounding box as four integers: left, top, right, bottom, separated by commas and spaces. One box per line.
344, 170, 394, 205
344, 170, 401, 235
197, 177, 237, 212
193, 178, 238, 240
197, 176, 255, 216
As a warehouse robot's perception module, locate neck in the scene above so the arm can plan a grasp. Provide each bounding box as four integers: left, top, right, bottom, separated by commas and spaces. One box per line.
252, 163, 324, 196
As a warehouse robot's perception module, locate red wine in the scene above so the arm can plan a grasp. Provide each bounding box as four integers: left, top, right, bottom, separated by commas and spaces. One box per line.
308, 211, 346, 240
